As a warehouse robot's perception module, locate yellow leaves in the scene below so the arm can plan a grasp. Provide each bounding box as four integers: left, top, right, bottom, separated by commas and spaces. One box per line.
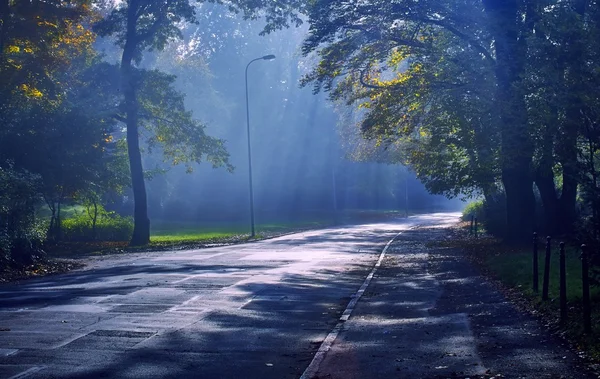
50, 19, 97, 64
37, 20, 58, 28
389, 49, 406, 67
7, 59, 22, 70
388, 46, 412, 68
7, 44, 34, 55
19, 84, 43, 98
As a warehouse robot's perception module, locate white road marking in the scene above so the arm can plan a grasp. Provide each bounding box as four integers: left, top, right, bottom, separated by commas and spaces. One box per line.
299, 229, 405, 379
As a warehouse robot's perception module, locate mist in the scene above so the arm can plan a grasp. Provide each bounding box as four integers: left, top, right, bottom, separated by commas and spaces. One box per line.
95, 4, 462, 228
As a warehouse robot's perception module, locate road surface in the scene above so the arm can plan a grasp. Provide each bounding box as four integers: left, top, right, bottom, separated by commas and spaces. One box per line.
0, 214, 449, 378
0, 213, 591, 378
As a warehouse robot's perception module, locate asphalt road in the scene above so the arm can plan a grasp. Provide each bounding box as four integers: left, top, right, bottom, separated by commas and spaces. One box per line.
0, 213, 456, 379
310, 224, 594, 379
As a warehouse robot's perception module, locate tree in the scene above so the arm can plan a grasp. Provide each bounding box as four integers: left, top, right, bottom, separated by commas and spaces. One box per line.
299, 0, 569, 241
0, 164, 44, 266
94, 0, 306, 245
0, 0, 123, 245
301, 3, 499, 191
95, 0, 217, 245
477, 0, 534, 241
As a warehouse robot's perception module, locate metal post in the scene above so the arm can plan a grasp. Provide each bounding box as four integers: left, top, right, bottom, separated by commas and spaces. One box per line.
581, 244, 592, 333
559, 242, 567, 325
404, 174, 408, 218
474, 217, 478, 238
245, 59, 257, 238
470, 215, 474, 235
533, 232, 539, 293
244, 55, 275, 237
542, 236, 551, 301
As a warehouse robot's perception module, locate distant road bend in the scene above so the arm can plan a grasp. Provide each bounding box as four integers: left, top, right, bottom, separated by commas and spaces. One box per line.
0, 213, 588, 379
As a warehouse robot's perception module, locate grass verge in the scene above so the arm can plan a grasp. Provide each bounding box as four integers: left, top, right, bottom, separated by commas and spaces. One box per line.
5, 210, 411, 283
437, 222, 600, 363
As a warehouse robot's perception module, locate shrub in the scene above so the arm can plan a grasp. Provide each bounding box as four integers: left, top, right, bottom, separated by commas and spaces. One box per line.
461, 193, 507, 238
481, 192, 507, 237
62, 205, 133, 242
462, 200, 485, 221
0, 165, 46, 266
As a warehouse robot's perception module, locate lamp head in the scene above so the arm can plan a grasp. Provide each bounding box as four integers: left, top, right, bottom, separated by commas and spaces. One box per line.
262, 54, 276, 60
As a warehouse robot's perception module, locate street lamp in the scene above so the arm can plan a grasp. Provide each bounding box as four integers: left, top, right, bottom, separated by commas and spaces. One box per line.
245, 54, 276, 237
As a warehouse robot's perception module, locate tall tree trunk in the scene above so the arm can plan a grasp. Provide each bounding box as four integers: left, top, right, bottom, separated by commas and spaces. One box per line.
55, 200, 62, 242
121, 4, 150, 246
483, 0, 535, 243
534, 119, 559, 235
91, 200, 98, 240
48, 205, 56, 241
535, 166, 558, 234
557, 120, 578, 235
555, 0, 587, 235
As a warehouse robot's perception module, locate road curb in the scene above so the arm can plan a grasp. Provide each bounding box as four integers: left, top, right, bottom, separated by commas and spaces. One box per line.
299, 229, 404, 379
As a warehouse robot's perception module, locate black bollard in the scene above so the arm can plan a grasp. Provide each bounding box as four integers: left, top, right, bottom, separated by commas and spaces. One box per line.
470, 214, 474, 235
559, 242, 567, 325
581, 244, 592, 333
542, 236, 552, 301
533, 232, 539, 293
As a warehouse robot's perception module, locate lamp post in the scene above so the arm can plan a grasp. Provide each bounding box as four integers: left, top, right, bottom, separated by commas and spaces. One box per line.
245, 54, 276, 237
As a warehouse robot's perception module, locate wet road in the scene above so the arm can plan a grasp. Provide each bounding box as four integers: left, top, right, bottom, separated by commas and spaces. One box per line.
0, 213, 458, 378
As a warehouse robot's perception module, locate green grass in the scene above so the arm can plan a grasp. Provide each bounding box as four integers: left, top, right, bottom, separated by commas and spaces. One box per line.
46, 209, 414, 258
150, 231, 239, 243
435, 222, 600, 360
483, 246, 600, 302
454, 230, 600, 360
148, 219, 331, 245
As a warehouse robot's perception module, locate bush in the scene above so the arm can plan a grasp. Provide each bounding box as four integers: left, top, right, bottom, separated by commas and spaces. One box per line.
462, 200, 485, 221
0, 165, 46, 266
62, 205, 133, 242
461, 193, 507, 238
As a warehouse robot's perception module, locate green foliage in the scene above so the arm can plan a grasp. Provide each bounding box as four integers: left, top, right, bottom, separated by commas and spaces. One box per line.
94, 0, 197, 64
135, 69, 233, 172
62, 205, 133, 242
0, 165, 46, 266
461, 194, 507, 238
212, 0, 305, 35
478, 243, 600, 355
462, 200, 484, 221
300, 0, 499, 199
300, 0, 600, 240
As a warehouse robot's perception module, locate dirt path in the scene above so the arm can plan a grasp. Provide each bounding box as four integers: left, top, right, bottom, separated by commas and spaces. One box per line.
310, 226, 595, 378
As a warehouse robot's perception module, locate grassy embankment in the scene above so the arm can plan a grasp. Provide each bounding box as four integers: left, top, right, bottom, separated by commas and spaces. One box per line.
443, 222, 600, 360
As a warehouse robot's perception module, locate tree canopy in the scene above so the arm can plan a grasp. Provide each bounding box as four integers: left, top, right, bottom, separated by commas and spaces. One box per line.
300, 0, 600, 241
